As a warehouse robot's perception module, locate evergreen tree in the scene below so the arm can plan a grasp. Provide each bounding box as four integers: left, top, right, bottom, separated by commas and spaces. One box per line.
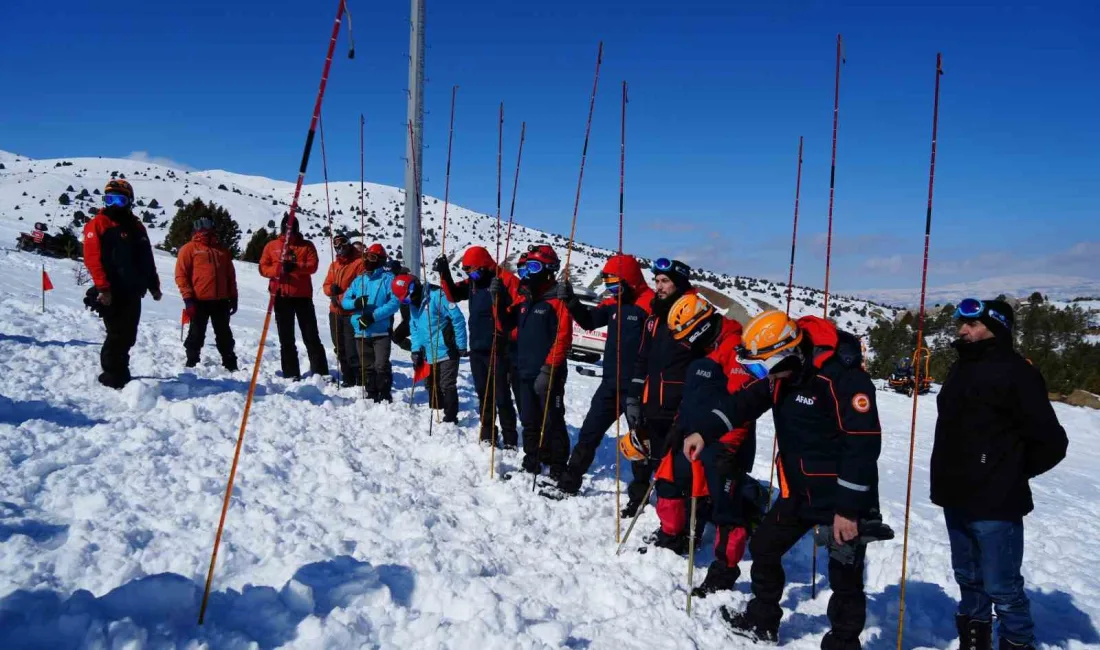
164, 198, 242, 257
242, 227, 275, 263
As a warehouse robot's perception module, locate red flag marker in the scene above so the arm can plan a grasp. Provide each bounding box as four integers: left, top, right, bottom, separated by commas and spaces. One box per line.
42, 269, 54, 292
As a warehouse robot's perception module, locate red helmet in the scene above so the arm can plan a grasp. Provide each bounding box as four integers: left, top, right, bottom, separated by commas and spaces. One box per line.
526, 244, 560, 270
365, 243, 387, 261
391, 274, 418, 303
461, 246, 496, 271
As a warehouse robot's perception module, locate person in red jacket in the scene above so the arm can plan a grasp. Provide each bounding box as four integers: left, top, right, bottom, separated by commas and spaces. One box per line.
496, 245, 573, 477
175, 217, 238, 371
647, 294, 758, 598
434, 246, 523, 448
82, 179, 162, 389
322, 235, 366, 387
259, 214, 328, 381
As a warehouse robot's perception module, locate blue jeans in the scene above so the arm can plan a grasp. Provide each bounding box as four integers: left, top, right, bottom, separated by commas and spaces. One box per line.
944, 509, 1035, 646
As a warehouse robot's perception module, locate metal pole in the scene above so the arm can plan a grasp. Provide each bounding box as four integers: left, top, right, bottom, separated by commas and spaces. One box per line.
403, 0, 426, 276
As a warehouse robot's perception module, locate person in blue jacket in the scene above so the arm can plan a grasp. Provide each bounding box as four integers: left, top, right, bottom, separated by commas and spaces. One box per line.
341, 243, 401, 402
391, 274, 468, 423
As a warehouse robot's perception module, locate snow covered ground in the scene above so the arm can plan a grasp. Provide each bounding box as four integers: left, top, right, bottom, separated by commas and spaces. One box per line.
1, 247, 1099, 648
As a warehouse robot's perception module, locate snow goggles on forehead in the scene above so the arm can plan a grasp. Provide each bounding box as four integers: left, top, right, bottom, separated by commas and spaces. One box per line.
738, 347, 801, 380
652, 257, 689, 277
602, 273, 623, 294
955, 298, 1009, 329
103, 194, 131, 208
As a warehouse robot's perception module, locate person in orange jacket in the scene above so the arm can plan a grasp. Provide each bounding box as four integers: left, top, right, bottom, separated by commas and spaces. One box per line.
322, 235, 366, 387
82, 179, 162, 389
175, 217, 238, 371
259, 214, 328, 380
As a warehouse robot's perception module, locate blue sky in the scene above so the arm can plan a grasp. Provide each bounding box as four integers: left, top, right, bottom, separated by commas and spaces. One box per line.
2, 0, 1098, 292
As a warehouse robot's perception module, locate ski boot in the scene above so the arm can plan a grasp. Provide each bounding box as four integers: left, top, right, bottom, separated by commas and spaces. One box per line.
821, 631, 862, 650
720, 607, 778, 645
223, 357, 239, 372
521, 454, 541, 475
692, 561, 740, 598
620, 491, 646, 519
555, 470, 583, 496
645, 528, 689, 555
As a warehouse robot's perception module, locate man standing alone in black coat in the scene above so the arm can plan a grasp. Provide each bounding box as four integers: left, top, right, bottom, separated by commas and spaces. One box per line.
932, 298, 1068, 650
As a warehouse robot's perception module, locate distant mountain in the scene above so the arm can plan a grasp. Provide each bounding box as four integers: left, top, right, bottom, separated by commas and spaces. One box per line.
0, 150, 898, 334
857, 274, 1100, 308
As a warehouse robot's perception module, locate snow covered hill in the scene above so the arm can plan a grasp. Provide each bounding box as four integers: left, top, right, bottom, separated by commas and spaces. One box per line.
0, 150, 896, 335
859, 274, 1100, 308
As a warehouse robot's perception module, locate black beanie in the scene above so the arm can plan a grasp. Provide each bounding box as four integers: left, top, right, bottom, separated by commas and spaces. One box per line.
977, 299, 1015, 336
655, 259, 692, 292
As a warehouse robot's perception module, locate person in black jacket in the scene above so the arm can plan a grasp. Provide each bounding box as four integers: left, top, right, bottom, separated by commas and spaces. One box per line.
550, 254, 656, 496
688, 311, 885, 650
82, 179, 163, 389
932, 299, 1067, 650
622, 258, 696, 517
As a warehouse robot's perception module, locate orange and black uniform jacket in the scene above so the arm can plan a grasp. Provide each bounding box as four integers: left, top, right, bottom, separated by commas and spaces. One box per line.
174, 232, 237, 301
696, 316, 882, 523
259, 234, 319, 298
322, 255, 366, 315
628, 288, 700, 422
82, 209, 160, 298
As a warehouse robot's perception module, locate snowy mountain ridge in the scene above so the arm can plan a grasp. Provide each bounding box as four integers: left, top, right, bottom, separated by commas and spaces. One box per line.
0, 150, 897, 334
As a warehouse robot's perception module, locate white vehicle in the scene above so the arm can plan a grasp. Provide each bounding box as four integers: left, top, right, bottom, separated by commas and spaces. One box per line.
569, 286, 606, 363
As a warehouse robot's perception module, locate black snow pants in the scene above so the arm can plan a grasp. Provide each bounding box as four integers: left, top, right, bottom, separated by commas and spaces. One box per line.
469, 344, 520, 447
100, 294, 142, 386
185, 299, 237, 368
518, 366, 570, 474
329, 312, 361, 383
564, 381, 626, 482
273, 296, 329, 380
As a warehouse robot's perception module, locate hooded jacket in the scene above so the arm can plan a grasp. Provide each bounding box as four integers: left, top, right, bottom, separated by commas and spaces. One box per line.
567, 254, 655, 388
83, 208, 160, 298
501, 281, 573, 381
695, 316, 882, 523
930, 335, 1068, 520
439, 246, 522, 351
175, 231, 237, 302
408, 285, 469, 365
322, 254, 366, 315
341, 267, 401, 338
259, 233, 319, 298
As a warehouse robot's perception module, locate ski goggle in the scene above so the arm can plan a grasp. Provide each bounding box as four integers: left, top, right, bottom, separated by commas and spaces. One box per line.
517, 259, 547, 280
365, 252, 381, 263
601, 273, 623, 294
652, 257, 690, 278
103, 194, 131, 208
739, 347, 801, 380
463, 266, 487, 281
955, 298, 1010, 329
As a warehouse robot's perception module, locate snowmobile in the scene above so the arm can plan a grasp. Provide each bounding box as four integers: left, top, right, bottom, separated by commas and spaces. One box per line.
15, 222, 82, 260
888, 348, 933, 396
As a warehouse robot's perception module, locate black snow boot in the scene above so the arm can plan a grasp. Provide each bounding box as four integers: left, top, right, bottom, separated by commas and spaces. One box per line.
556, 470, 582, 496
620, 492, 646, 519
379, 391, 393, 403
223, 357, 239, 372
501, 430, 519, 451
720, 606, 778, 644
365, 390, 380, 402
650, 529, 689, 555
692, 561, 740, 598
98, 372, 129, 390
956, 615, 993, 650
998, 638, 1033, 650
185, 356, 199, 368
340, 377, 356, 388
480, 426, 498, 445
521, 454, 541, 475
821, 631, 862, 650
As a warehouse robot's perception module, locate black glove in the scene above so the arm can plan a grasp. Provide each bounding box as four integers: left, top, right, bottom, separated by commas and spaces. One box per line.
282, 260, 296, 274
489, 277, 504, 297
357, 312, 375, 330
395, 337, 412, 352
432, 255, 449, 274
535, 364, 555, 396
812, 511, 895, 566
353, 296, 370, 311
411, 349, 426, 368
329, 283, 342, 296
555, 281, 574, 302
625, 396, 643, 431
448, 347, 462, 362
229, 297, 238, 316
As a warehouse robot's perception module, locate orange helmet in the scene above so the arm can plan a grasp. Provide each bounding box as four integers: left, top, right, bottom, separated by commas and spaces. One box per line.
103, 179, 134, 200
668, 294, 716, 343
739, 310, 803, 379
618, 430, 650, 462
